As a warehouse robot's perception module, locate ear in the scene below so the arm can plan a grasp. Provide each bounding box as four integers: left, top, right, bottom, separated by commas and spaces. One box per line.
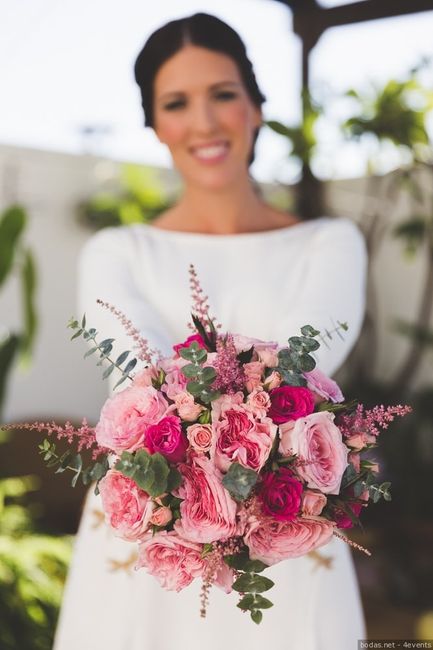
252, 104, 263, 129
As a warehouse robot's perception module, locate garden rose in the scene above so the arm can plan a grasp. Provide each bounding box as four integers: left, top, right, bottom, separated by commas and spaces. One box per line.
279, 412, 348, 494
212, 405, 276, 472
174, 456, 237, 543
245, 515, 334, 565
186, 423, 213, 453
98, 470, 154, 541
268, 386, 315, 424
301, 490, 327, 516
137, 531, 204, 591
173, 334, 206, 357
174, 391, 204, 421
259, 468, 303, 521
304, 367, 344, 403
145, 415, 187, 463
95, 385, 169, 453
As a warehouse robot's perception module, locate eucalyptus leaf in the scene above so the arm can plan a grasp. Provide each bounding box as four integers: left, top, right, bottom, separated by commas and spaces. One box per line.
222, 462, 258, 502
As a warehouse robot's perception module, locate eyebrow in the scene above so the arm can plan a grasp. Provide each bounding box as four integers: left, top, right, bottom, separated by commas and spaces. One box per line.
158, 81, 241, 102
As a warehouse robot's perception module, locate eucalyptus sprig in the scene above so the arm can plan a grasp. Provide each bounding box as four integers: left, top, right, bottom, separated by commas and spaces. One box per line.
179, 341, 220, 404
68, 315, 137, 389
38, 439, 109, 492
273, 324, 321, 386
115, 449, 182, 497
225, 551, 273, 624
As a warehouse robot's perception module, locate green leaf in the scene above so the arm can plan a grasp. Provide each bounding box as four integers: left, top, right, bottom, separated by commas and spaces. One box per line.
84, 346, 99, 358
237, 594, 256, 610
70, 328, 84, 340
298, 355, 316, 372
115, 350, 130, 365
222, 462, 258, 502
251, 610, 263, 624
166, 467, 182, 492
102, 364, 115, 380
0, 334, 20, 414
224, 551, 250, 571
0, 205, 26, 287
253, 594, 273, 609
122, 358, 137, 375
237, 346, 254, 364
244, 559, 268, 573
199, 366, 216, 382
300, 324, 320, 337
181, 363, 201, 378
232, 573, 274, 593
19, 248, 38, 360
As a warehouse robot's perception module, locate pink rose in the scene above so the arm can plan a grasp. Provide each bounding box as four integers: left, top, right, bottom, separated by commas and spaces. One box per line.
173, 334, 206, 357
259, 468, 303, 521
345, 433, 367, 451
137, 531, 204, 591
245, 515, 335, 565
149, 506, 173, 527
246, 389, 271, 418
99, 470, 154, 541
268, 386, 315, 424
95, 385, 169, 453
263, 370, 282, 391
174, 391, 204, 421
301, 490, 327, 516
256, 347, 279, 367
211, 391, 244, 421
174, 456, 237, 543
145, 415, 187, 463
279, 412, 348, 495
161, 367, 188, 400
186, 423, 213, 453
304, 367, 344, 403
212, 405, 276, 472
244, 361, 265, 392
131, 365, 159, 388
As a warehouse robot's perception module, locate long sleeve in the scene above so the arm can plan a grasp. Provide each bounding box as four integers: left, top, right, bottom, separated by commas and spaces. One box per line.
276, 218, 367, 376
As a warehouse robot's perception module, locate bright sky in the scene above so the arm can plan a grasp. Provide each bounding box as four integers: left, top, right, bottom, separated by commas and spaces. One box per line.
1, 0, 433, 181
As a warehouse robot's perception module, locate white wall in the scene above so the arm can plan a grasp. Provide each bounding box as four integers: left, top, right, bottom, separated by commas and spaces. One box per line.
1, 144, 431, 425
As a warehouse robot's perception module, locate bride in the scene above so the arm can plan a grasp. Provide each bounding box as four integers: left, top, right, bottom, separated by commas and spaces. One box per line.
54, 12, 367, 649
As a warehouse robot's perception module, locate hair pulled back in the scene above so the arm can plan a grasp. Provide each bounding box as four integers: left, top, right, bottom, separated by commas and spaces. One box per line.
134, 13, 266, 165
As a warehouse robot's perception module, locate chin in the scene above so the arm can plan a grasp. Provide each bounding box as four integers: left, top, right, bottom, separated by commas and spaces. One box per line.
184, 163, 249, 192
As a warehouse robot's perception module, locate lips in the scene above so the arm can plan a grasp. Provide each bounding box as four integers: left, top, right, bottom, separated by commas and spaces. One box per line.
190, 140, 230, 163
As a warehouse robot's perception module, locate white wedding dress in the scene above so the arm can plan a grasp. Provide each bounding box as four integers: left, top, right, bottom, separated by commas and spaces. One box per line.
54, 216, 368, 650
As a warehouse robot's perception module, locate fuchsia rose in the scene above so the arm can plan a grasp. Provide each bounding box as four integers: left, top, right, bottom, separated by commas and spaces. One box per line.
98, 470, 154, 541
212, 405, 276, 472
246, 389, 271, 418
174, 391, 204, 421
186, 423, 213, 453
137, 531, 205, 591
279, 412, 349, 495
334, 489, 369, 529
95, 385, 169, 453
268, 386, 315, 424
145, 415, 187, 463
243, 361, 265, 392
173, 334, 206, 357
245, 515, 335, 565
259, 468, 303, 521
174, 456, 237, 543
302, 490, 327, 516
304, 367, 344, 403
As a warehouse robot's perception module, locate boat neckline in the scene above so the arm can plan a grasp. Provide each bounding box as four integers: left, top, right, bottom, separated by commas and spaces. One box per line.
138, 216, 329, 241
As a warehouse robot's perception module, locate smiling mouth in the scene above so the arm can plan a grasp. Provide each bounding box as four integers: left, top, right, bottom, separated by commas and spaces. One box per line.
190, 141, 230, 163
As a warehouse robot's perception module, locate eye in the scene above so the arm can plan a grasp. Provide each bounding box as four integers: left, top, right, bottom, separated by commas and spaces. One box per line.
214, 90, 237, 101
163, 99, 186, 111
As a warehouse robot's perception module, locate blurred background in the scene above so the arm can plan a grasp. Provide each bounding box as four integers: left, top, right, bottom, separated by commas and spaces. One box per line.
1, 0, 433, 647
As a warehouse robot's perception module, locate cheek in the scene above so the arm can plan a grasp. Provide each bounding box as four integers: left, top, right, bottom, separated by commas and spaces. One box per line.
154, 114, 186, 147
220, 102, 256, 135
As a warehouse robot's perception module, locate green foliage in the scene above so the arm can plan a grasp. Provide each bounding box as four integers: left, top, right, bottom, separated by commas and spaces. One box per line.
38, 439, 109, 493
78, 163, 171, 230
221, 462, 258, 502
179, 340, 220, 403
68, 315, 137, 388
225, 550, 273, 624
115, 449, 182, 497
0, 471, 71, 650
271, 323, 323, 386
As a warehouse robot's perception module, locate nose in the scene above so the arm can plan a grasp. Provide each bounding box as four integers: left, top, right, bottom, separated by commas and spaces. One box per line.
190, 98, 218, 134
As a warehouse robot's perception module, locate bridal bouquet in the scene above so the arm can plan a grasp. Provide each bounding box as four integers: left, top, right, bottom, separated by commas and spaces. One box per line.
6, 265, 411, 624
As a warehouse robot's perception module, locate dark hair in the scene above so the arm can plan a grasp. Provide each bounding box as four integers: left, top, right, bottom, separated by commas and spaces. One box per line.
134, 12, 266, 165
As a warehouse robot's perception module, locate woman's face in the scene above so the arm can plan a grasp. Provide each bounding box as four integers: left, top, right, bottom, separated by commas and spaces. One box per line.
153, 45, 262, 191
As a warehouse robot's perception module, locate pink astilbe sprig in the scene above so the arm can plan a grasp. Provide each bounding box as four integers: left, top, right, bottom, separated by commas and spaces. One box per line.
2, 419, 107, 459
212, 333, 245, 395
96, 299, 162, 363
187, 264, 222, 334
339, 403, 412, 439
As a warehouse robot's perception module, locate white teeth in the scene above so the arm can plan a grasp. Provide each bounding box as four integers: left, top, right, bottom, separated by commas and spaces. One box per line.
193, 144, 228, 159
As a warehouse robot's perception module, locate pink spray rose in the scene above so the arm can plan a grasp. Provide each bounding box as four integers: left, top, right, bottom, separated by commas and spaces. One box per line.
259, 468, 303, 521
137, 531, 205, 591
212, 405, 276, 472
263, 370, 282, 391
246, 389, 271, 418
186, 423, 213, 453
279, 411, 348, 495
149, 506, 173, 527
245, 515, 334, 565
161, 366, 188, 400
268, 386, 315, 424
256, 347, 279, 368
304, 367, 344, 403
243, 361, 265, 392
173, 334, 206, 357
98, 470, 154, 541
145, 415, 187, 463
174, 391, 204, 421
301, 490, 327, 516
95, 385, 169, 453
174, 456, 237, 543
